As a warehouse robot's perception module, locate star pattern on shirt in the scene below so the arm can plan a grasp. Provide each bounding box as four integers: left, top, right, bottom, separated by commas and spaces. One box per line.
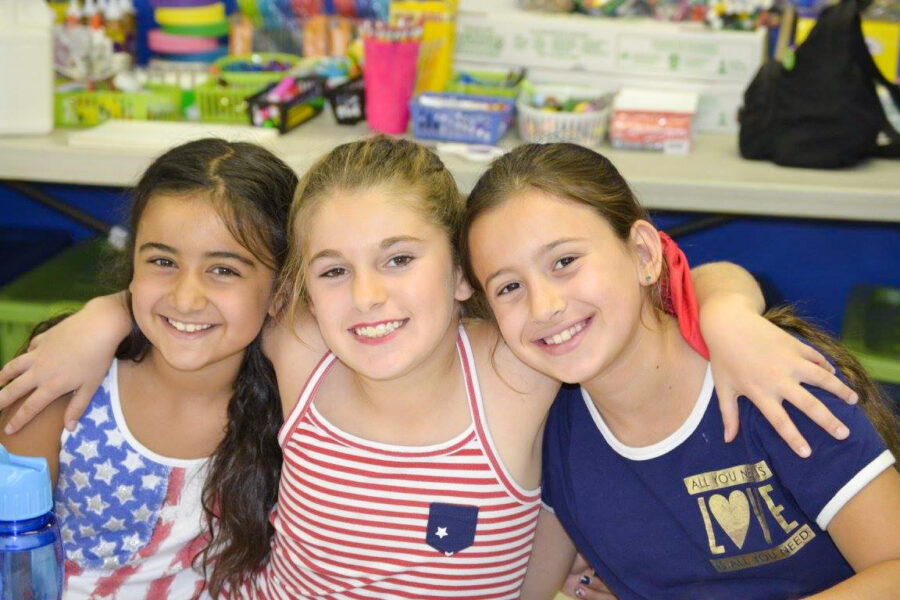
70, 468, 90, 492
94, 459, 119, 485
59, 448, 75, 467
122, 450, 144, 473
132, 504, 153, 523
76, 439, 99, 462
142, 473, 163, 490
87, 405, 110, 427
111, 484, 135, 505
436, 526, 448, 539
92, 538, 117, 558
105, 428, 125, 449
86, 493, 111, 516
54, 367, 175, 571
103, 516, 126, 532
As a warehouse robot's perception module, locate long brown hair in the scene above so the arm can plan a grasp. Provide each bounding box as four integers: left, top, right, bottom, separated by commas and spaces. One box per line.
119, 138, 296, 594
765, 306, 900, 461
462, 142, 900, 460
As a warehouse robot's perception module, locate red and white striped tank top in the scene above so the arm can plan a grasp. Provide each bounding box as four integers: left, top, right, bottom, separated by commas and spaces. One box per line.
245, 327, 541, 599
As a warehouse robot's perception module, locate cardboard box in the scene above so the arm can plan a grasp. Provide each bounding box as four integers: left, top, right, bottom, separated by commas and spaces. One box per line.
454, 10, 766, 84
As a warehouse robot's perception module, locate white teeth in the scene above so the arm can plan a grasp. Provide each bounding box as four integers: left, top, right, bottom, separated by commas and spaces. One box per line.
166, 317, 213, 333
353, 320, 404, 339
542, 321, 585, 346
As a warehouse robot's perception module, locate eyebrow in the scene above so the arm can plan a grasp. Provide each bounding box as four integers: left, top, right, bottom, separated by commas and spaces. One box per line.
137, 242, 256, 267
483, 237, 585, 289
307, 235, 424, 265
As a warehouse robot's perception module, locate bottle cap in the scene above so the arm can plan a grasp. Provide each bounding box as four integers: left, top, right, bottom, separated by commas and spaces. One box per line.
0, 445, 53, 521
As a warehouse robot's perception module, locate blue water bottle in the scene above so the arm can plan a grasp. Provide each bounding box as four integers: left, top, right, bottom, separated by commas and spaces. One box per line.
0, 444, 62, 600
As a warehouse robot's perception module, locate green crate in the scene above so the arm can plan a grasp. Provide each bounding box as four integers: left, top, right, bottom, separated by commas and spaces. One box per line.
841, 284, 900, 384
195, 79, 263, 123
54, 85, 183, 127
0, 239, 116, 366
446, 69, 525, 99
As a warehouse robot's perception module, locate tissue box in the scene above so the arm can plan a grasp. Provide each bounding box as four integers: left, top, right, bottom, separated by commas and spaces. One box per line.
608, 88, 699, 153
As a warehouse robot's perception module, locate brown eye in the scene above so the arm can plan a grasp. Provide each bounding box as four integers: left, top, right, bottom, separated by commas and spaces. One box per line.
211, 266, 240, 277
386, 255, 414, 268
321, 267, 347, 278
149, 258, 175, 268
498, 282, 521, 296
553, 256, 577, 270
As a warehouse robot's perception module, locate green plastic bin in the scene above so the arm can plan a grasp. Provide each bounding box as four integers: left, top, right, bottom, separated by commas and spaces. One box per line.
0, 238, 116, 366
841, 284, 900, 384
446, 69, 525, 99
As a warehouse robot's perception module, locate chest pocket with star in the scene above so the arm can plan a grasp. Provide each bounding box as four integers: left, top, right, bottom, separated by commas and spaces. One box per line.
425, 502, 479, 556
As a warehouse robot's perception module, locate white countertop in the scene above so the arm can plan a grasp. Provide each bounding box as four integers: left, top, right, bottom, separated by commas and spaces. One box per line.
1, 119, 898, 222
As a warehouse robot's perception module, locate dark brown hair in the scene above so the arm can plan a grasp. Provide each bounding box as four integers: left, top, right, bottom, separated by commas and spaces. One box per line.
118, 138, 296, 594
462, 142, 900, 461
765, 306, 900, 461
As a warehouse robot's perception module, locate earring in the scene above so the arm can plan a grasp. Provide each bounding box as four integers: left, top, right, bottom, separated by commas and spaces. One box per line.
645, 275, 652, 283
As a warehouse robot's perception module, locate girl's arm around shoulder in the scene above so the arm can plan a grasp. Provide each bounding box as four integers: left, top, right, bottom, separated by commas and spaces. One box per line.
0, 392, 70, 486
803, 467, 900, 599
463, 319, 561, 491
262, 308, 330, 418
692, 262, 858, 457
519, 508, 578, 600
0, 293, 131, 434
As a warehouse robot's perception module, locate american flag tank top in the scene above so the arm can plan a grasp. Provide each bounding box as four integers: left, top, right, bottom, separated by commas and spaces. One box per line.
243, 326, 541, 599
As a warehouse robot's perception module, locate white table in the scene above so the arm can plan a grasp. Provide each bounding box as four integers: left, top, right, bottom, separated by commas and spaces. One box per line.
1, 119, 898, 222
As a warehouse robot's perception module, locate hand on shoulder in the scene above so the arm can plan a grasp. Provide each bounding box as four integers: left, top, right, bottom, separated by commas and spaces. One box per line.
263, 309, 330, 416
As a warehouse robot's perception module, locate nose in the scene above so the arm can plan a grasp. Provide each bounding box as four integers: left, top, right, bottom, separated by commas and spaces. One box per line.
351, 269, 387, 312
529, 277, 566, 323
171, 270, 207, 314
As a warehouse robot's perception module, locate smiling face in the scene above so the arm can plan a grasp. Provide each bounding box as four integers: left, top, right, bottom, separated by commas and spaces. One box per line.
468, 187, 655, 385
302, 186, 472, 381
129, 194, 276, 376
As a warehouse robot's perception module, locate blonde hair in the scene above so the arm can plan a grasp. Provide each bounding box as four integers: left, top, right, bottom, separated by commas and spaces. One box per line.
278, 135, 464, 325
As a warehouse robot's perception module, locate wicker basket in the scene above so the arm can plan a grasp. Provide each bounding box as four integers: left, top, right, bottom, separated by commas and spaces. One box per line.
516, 83, 612, 146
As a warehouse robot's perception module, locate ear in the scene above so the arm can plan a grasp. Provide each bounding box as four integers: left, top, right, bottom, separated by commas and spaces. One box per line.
628, 220, 663, 286
453, 266, 474, 302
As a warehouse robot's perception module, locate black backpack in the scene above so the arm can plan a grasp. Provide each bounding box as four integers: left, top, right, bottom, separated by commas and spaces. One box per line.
739, 0, 900, 168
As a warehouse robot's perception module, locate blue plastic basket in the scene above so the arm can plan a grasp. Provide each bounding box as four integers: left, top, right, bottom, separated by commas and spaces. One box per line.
409, 92, 515, 145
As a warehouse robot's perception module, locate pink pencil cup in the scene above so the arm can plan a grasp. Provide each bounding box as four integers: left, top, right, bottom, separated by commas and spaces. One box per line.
363, 38, 420, 135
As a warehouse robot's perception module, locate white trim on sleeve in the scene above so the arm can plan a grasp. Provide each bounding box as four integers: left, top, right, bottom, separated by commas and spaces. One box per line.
541, 501, 556, 515
816, 450, 896, 530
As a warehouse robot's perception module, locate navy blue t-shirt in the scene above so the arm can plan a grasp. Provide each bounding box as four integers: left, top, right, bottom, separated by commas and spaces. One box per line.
542, 366, 895, 600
